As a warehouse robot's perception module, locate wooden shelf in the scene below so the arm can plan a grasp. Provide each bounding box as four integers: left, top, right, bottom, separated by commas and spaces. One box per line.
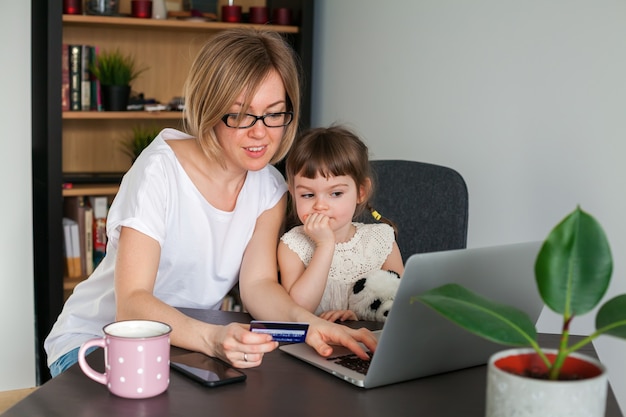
62, 14, 299, 34
62, 184, 119, 197
63, 276, 85, 291
63, 111, 183, 120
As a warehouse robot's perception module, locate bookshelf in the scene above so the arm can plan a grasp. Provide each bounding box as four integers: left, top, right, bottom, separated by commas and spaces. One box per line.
63, 111, 183, 119
62, 13, 300, 32
60, 15, 297, 175
62, 184, 119, 197
32, 0, 314, 383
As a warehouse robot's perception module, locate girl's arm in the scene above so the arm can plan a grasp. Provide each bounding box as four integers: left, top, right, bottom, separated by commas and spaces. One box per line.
381, 241, 405, 276
240, 196, 377, 360
277, 237, 334, 312
114, 226, 276, 368
278, 212, 336, 311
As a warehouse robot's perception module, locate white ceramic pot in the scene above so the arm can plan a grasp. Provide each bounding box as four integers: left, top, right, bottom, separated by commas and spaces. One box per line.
152, 0, 167, 19
485, 348, 607, 417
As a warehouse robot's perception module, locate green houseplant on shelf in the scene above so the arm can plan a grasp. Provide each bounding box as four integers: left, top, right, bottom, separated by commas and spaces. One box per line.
89, 48, 147, 111
121, 126, 161, 163
413, 206, 626, 417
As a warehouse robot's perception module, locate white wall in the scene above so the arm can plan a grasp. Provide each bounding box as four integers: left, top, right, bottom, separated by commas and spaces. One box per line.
0, 2, 37, 390
313, 0, 626, 412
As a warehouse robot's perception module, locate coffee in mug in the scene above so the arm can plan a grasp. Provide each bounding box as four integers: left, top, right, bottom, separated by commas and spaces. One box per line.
78, 320, 172, 399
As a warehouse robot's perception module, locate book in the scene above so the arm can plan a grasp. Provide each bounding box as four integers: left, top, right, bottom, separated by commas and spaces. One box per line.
62, 217, 81, 278
84, 204, 94, 275
64, 196, 95, 276
62, 218, 73, 277
69, 44, 82, 111
81, 45, 92, 111
90, 196, 108, 269
221, 287, 245, 312
63, 197, 85, 276
61, 44, 70, 111
89, 45, 101, 111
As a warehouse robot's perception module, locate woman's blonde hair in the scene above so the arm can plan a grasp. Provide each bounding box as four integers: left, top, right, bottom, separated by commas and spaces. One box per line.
183, 28, 301, 165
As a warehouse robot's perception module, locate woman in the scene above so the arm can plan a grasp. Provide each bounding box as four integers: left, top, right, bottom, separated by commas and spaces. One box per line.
45, 28, 376, 376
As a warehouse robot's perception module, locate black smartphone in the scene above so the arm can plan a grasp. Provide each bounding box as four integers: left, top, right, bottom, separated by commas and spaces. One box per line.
170, 352, 246, 387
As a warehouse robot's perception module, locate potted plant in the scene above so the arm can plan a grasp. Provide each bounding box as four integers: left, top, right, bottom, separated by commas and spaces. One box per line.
121, 125, 161, 162
89, 48, 147, 111
413, 206, 626, 417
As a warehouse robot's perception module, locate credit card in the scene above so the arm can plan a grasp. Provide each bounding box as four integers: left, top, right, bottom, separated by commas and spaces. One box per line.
249, 321, 309, 343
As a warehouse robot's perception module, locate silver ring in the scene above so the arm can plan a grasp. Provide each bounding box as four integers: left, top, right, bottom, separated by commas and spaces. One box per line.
243, 353, 248, 362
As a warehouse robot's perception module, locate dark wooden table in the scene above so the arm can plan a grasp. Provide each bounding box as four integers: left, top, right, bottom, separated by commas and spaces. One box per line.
2, 309, 623, 417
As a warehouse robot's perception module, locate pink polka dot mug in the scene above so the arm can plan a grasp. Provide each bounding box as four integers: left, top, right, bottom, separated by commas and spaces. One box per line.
78, 320, 172, 399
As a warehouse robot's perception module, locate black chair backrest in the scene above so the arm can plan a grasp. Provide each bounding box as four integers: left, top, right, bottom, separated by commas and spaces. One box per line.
361, 160, 469, 263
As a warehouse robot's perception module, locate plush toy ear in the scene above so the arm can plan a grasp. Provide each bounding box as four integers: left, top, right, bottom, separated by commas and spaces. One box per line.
353, 277, 367, 295
370, 299, 382, 311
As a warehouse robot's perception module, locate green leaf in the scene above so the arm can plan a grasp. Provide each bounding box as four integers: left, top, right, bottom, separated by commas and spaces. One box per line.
596, 294, 626, 339
534, 207, 613, 317
120, 126, 161, 162
413, 283, 537, 346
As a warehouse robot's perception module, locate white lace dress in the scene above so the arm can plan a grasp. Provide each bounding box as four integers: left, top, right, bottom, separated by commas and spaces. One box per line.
280, 222, 395, 314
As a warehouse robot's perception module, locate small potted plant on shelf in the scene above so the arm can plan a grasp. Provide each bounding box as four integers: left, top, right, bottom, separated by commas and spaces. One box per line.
121, 125, 161, 163
413, 206, 626, 417
89, 48, 147, 111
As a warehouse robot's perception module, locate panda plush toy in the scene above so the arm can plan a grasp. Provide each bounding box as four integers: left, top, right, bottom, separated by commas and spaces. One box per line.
348, 270, 401, 322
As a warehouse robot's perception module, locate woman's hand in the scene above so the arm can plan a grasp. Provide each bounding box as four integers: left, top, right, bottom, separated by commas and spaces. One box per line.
209, 322, 279, 368
319, 309, 358, 322
304, 317, 378, 360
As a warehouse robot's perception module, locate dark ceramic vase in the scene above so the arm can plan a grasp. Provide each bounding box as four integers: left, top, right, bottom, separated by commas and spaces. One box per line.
101, 85, 130, 111
86, 0, 120, 15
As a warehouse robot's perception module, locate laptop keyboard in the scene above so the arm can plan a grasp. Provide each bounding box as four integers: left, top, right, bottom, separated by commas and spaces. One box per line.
329, 352, 373, 375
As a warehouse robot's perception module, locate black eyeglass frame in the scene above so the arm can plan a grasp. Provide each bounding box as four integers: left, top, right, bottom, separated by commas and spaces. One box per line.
220, 111, 294, 129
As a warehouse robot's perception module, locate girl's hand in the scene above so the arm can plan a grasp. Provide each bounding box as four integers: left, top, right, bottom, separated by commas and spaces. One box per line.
210, 322, 278, 368
302, 212, 335, 247
319, 309, 358, 322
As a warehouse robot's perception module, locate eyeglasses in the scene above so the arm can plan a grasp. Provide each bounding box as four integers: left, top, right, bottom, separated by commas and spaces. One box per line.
221, 111, 294, 129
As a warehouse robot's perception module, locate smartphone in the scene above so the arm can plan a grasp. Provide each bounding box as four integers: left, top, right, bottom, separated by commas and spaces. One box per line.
170, 352, 246, 387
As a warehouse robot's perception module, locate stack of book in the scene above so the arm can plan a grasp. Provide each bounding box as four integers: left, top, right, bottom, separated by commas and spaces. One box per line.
62, 44, 101, 112
62, 195, 109, 280
220, 286, 246, 312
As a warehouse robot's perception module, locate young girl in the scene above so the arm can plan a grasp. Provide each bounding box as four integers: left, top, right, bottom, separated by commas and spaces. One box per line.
278, 126, 404, 322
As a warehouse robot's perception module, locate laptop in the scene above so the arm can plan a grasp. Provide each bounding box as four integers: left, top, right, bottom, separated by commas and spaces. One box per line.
279, 241, 545, 388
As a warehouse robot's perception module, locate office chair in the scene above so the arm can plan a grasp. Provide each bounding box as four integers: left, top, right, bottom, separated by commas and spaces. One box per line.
362, 159, 469, 263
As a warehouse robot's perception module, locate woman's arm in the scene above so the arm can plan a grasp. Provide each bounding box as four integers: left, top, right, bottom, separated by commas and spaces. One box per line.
114, 226, 277, 368
240, 195, 302, 319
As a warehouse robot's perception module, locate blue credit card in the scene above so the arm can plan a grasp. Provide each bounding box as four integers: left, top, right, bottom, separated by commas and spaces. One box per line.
249, 321, 309, 343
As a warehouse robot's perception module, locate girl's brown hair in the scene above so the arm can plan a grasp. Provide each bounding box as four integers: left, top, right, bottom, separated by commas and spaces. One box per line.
285, 126, 397, 234
183, 28, 301, 165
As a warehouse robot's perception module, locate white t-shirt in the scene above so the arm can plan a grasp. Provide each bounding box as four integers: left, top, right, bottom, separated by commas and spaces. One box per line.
45, 128, 287, 366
